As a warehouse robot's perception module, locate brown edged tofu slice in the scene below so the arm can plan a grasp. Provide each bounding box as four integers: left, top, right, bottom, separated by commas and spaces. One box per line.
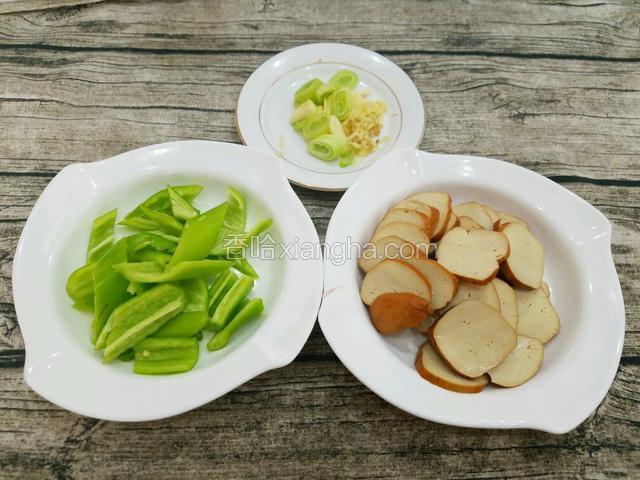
444, 280, 501, 313
415, 341, 489, 394
360, 259, 431, 306
358, 235, 418, 273
500, 222, 544, 289
452, 201, 494, 230
492, 278, 518, 329
369, 293, 432, 335
405, 192, 452, 241
401, 258, 458, 310
515, 287, 560, 343
488, 336, 543, 387
430, 300, 516, 378
437, 227, 510, 284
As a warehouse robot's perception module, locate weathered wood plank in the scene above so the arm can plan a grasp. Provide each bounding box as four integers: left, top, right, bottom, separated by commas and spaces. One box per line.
1, 50, 638, 179
0, 0, 102, 15
1, 0, 639, 60
0, 0, 639, 477
0, 345, 637, 479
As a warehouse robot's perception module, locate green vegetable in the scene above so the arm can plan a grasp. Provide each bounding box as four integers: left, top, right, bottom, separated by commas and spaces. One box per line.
118, 349, 135, 362
140, 206, 183, 236
207, 270, 238, 315
87, 209, 117, 263
338, 144, 357, 168
209, 276, 254, 331
169, 202, 228, 267
329, 69, 359, 90
118, 216, 159, 231
113, 259, 233, 283
194, 331, 203, 341
126, 281, 150, 296
307, 134, 349, 162
329, 115, 346, 139
66, 263, 96, 303
207, 298, 264, 351
211, 188, 245, 257
153, 278, 209, 337
209, 218, 272, 257
233, 258, 259, 279
292, 119, 306, 131
133, 337, 199, 375
72, 298, 94, 313
302, 112, 330, 141
313, 82, 337, 105
151, 311, 208, 338
294, 78, 322, 106
125, 185, 203, 219
126, 232, 177, 254
91, 239, 130, 344
102, 284, 186, 363
168, 186, 199, 221
328, 89, 353, 122
133, 248, 173, 264
290, 99, 317, 124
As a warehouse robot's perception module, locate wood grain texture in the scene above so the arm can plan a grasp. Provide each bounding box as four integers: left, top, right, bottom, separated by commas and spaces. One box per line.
0, 0, 639, 478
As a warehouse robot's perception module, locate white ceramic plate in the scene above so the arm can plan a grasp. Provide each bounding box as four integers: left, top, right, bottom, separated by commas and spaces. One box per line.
13, 140, 323, 421
236, 43, 424, 191
319, 148, 625, 433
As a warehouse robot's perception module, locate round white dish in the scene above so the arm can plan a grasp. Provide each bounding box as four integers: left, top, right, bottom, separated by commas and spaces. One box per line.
319, 147, 624, 433
236, 43, 424, 191
13, 140, 323, 421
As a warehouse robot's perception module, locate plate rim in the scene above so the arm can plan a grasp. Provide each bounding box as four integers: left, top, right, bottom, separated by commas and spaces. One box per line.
13, 140, 324, 421
319, 147, 625, 433
236, 42, 425, 191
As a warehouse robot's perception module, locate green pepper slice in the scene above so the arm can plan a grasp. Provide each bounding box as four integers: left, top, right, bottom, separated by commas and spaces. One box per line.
133, 337, 199, 375
168, 202, 228, 267
91, 239, 130, 344
126, 232, 177, 254
87, 208, 117, 263
209, 275, 254, 331
124, 185, 203, 219
66, 262, 96, 303
113, 259, 234, 283
153, 278, 209, 337
102, 284, 186, 363
168, 185, 199, 221
207, 298, 264, 351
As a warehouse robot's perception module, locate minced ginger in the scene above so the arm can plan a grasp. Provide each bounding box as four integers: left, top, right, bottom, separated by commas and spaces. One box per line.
342, 91, 387, 157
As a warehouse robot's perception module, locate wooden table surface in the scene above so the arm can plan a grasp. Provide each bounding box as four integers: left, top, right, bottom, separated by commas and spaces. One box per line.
1, 1, 639, 478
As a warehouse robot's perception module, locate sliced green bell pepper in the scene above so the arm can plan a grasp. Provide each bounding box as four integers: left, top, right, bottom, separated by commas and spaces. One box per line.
124, 185, 203, 219
209, 275, 254, 331
207, 269, 238, 315
91, 239, 130, 344
102, 284, 186, 363
207, 298, 264, 351
233, 258, 259, 279
140, 206, 183, 236
132, 248, 173, 264
153, 278, 209, 337
168, 185, 199, 221
113, 259, 233, 283
126, 232, 177, 254
133, 337, 199, 375
87, 208, 117, 263
168, 202, 228, 267
66, 263, 96, 303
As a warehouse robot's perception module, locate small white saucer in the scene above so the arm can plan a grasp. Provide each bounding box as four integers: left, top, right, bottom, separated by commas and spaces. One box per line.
236, 43, 424, 191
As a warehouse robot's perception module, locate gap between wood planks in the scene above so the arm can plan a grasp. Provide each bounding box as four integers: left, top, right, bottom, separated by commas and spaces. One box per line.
0, 43, 639, 63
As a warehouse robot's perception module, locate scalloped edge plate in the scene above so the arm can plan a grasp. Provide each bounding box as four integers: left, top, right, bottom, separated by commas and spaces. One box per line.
13, 140, 323, 421
319, 148, 624, 433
